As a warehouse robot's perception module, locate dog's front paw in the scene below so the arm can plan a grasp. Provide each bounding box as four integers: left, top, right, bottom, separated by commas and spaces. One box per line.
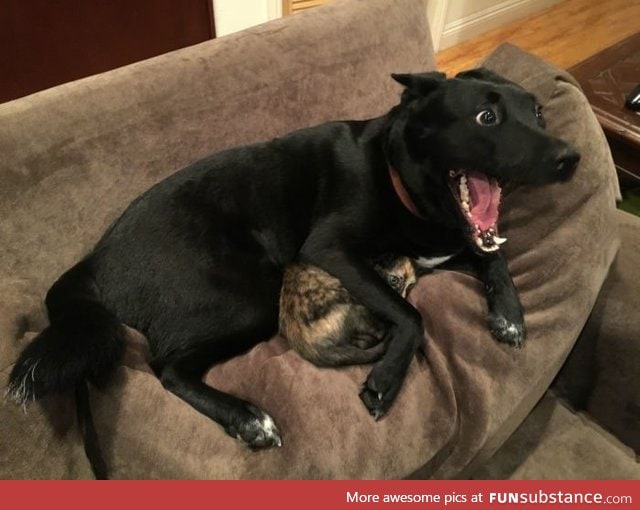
489, 313, 525, 348
359, 363, 404, 421
227, 404, 282, 449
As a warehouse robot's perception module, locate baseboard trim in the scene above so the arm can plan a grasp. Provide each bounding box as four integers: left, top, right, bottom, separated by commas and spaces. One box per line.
440, 0, 559, 50
428, 0, 450, 53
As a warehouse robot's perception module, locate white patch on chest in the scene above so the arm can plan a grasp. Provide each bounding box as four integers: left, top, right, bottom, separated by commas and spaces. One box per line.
414, 254, 455, 269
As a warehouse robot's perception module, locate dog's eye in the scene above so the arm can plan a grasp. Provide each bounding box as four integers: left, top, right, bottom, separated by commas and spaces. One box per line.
475, 108, 499, 126
535, 104, 544, 120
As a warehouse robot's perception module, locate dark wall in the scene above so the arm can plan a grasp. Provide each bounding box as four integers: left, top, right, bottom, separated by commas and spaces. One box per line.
0, 0, 215, 103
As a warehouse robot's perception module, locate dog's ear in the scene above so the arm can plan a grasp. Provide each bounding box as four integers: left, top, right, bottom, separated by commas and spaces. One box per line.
392, 71, 446, 100
456, 67, 513, 85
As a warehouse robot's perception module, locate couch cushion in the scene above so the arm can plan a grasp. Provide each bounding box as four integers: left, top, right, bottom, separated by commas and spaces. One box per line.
556, 209, 640, 454
0, 38, 619, 481
471, 392, 640, 480
96, 43, 618, 479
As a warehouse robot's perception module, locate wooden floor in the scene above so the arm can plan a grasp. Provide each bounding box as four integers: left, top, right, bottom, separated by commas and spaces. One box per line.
437, 0, 640, 76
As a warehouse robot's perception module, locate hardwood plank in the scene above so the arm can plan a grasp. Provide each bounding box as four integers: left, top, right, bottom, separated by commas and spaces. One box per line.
437, 0, 640, 75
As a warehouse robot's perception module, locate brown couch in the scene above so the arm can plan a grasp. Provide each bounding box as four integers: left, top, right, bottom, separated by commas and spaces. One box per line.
1, 0, 638, 479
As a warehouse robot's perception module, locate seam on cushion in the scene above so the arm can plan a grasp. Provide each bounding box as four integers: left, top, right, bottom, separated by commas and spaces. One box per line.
617, 209, 640, 228
553, 73, 582, 91
115, 362, 154, 376
518, 71, 566, 96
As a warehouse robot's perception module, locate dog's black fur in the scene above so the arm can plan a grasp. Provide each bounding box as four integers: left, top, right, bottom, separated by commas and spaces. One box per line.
9, 68, 579, 451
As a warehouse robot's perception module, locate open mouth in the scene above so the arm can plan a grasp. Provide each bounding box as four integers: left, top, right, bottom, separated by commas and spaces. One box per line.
448, 169, 506, 253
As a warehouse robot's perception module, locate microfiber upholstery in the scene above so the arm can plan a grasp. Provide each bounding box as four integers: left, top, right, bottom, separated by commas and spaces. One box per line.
555, 209, 640, 454
471, 392, 640, 479
0, 0, 624, 478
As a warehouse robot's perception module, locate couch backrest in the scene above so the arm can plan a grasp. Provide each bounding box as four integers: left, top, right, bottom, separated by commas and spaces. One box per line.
0, 0, 434, 291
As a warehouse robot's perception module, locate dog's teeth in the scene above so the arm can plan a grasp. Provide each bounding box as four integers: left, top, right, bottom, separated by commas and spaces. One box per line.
494, 236, 507, 245
480, 243, 499, 253
476, 238, 483, 248
377, 392, 383, 401
459, 176, 469, 201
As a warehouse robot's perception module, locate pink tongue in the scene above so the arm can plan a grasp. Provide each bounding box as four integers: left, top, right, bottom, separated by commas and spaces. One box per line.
466, 170, 501, 231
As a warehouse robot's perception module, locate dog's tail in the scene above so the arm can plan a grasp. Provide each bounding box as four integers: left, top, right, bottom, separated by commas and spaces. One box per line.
7, 258, 123, 479
8, 258, 124, 405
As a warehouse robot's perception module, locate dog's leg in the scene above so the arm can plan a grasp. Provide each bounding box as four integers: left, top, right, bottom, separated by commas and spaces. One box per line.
300, 245, 423, 419
154, 343, 282, 449
476, 251, 525, 347
148, 277, 284, 449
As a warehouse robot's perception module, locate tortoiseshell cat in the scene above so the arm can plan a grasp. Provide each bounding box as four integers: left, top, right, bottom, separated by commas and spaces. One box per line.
279, 255, 418, 367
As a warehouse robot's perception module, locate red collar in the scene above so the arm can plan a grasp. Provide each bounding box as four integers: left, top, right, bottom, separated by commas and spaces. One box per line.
388, 166, 424, 219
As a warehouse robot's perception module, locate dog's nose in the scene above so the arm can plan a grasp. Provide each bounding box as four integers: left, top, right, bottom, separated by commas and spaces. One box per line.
555, 147, 580, 180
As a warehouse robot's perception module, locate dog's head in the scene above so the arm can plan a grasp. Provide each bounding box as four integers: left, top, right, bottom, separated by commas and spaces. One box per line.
386, 68, 580, 253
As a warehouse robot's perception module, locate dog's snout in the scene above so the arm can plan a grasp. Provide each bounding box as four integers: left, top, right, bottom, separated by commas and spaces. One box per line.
555, 147, 580, 180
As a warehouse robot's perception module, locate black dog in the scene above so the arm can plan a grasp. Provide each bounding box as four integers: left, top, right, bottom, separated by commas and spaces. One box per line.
9, 68, 579, 451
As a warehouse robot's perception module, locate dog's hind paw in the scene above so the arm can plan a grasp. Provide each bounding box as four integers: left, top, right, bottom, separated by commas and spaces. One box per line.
227, 404, 282, 449
489, 314, 524, 348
